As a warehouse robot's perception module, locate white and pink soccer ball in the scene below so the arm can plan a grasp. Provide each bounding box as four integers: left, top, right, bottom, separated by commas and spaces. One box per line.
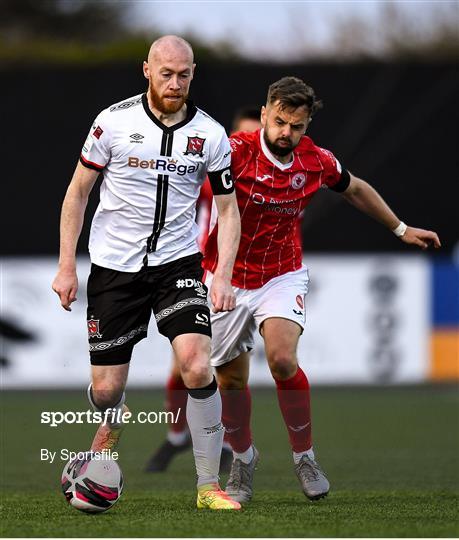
61, 453, 123, 513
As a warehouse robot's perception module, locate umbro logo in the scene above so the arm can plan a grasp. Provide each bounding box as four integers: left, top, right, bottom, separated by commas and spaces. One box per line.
130, 133, 144, 143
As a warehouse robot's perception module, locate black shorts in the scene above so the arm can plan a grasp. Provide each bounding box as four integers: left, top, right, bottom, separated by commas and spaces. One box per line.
86, 253, 211, 366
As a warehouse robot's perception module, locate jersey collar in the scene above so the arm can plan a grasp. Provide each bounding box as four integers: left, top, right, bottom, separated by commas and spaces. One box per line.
259, 129, 294, 171
142, 93, 197, 133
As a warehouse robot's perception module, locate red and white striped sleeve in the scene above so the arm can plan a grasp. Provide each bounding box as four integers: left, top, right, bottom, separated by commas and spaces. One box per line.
317, 146, 350, 192
229, 131, 252, 178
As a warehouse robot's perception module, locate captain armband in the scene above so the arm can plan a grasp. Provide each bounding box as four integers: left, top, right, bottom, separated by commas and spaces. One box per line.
208, 167, 234, 195
330, 169, 351, 192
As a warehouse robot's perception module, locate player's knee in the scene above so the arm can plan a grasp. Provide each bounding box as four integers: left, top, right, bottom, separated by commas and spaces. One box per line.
179, 353, 211, 388
183, 366, 211, 388
216, 366, 247, 391
89, 382, 124, 411
88, 383, 127, 429
267, 351, 297, 381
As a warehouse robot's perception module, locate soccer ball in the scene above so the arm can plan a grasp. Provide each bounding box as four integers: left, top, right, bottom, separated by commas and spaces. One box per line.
61, 452, 123, 513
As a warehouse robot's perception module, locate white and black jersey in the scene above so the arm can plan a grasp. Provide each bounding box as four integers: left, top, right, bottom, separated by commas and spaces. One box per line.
80, 93, 233, 272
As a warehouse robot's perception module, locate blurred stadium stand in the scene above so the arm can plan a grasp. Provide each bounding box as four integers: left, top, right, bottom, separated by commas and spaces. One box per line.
2, 62, 457, 255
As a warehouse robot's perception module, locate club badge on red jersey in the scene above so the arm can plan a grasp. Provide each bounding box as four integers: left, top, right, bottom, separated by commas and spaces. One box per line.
291, 172, 306, 190
87, 319, 102, 339
184, 136, 206, 157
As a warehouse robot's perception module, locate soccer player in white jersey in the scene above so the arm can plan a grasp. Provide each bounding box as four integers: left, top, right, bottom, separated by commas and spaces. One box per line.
202, 76, 441, 504
52, 36, 241, 510
145, 108, 262, 474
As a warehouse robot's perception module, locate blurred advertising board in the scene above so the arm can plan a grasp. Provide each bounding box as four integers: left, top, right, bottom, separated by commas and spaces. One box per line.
429, 258, 459, 381
1, 256, 430, 388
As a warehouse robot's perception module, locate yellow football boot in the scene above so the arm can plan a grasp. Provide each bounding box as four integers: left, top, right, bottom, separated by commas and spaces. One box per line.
197, 483, 241, 510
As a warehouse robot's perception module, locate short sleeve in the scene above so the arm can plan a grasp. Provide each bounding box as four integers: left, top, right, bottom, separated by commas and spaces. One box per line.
317, 146, 350, 192
207, 127, 234, 195
80, 111, 111, 171
228, 133, 251, 177
207, 127, 231, 173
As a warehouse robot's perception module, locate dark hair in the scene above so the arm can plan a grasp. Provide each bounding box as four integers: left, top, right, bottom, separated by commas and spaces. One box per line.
232, 106, 261, 131
267, 76, 322, 116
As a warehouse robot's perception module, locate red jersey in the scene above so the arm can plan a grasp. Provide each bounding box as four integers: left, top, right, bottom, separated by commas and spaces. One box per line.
203, 129, 349, 289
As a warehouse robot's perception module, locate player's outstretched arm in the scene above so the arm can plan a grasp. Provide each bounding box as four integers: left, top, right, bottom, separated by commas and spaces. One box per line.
341, 174, 441, 250
211, 192, 241, 313
52, 162, 99, 311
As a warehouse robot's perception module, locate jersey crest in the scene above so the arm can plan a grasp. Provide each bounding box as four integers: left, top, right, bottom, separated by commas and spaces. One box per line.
184, 136, 206, 157
291, 172, 306, 190
87, 319, 102, 338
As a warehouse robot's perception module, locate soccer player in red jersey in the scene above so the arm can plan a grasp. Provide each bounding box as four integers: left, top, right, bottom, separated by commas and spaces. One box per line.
145, 108, 262, 474
203, 77, 441, 503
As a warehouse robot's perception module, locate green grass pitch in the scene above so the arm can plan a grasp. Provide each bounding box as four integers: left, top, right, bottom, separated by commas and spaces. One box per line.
1, 385, 458, 537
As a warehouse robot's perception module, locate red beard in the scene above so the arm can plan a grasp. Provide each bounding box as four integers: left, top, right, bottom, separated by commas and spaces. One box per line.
149, 82, 187, 114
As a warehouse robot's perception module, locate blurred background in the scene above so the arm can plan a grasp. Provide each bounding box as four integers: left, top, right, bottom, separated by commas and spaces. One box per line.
2, 0, 458, 387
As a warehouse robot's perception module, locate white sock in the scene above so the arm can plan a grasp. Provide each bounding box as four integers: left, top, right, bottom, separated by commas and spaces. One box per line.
293, 447, 315, 465
186, 384, 224, 487
167, 429, 189, 446
233, 445, 254, 465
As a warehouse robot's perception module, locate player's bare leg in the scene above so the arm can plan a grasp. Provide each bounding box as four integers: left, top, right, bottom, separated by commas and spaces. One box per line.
173, 333, 240, 510
217, 352, 259, 503
263, 317, 330, 500
88, 363, 130, 452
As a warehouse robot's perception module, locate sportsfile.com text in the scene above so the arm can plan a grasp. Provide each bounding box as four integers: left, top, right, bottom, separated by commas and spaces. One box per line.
40, 409, 181, 427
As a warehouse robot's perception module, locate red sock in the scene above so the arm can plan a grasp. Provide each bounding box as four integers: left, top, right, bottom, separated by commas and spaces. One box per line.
223, 431, 231, 447
274, 367, 312, 452
166, 374, 188, 433
221, 386, 252, 453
